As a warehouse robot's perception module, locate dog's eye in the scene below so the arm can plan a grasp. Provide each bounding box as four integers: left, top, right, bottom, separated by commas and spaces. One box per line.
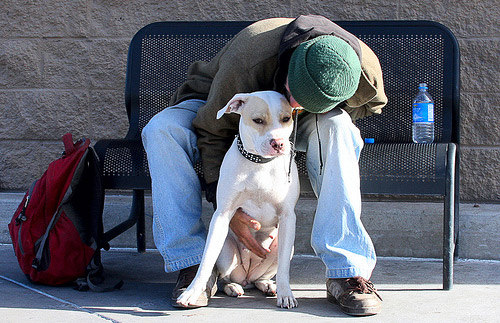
282, 116, 291, 123
253, 118, 264, 124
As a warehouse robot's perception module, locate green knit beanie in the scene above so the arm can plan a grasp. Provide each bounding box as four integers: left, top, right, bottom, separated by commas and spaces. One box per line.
288, 35, 362, 113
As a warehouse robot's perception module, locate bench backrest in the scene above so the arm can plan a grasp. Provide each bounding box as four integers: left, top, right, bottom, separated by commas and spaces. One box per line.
124, 21, 252, 140
124, 20, 460, 145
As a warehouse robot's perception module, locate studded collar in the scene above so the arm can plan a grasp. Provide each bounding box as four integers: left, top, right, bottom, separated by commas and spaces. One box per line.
236, 135, 277, 164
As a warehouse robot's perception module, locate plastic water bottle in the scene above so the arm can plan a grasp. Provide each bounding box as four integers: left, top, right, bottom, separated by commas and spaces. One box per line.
412, 83, 434, 143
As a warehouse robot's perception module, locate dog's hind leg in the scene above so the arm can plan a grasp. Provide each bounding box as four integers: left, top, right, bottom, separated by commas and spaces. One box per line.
255, 278, 277, 296
217, 235, 246, 297
249, 234, 278, 296
219, 277, 245, 297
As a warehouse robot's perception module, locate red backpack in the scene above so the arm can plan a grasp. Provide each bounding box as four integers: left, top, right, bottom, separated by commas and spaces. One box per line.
8, 133, 120, 290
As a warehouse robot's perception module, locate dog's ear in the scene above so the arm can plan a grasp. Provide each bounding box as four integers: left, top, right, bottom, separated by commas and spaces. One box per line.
216, 93, 251, 119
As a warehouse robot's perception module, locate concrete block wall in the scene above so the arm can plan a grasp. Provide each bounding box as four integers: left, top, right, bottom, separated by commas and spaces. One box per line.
0, 0, 499, 202
1, 191, 499, 259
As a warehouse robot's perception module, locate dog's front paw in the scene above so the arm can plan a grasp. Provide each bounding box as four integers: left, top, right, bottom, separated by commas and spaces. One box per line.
276, 289, 298, 309
176, 286, 204, 308
276, 281, 297, 308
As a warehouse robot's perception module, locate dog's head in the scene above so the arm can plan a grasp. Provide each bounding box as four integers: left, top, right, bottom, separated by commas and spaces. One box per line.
217, 91, 294, 158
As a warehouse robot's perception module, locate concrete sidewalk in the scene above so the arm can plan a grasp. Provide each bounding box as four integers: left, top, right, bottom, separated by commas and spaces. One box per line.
1, 244, 499, 323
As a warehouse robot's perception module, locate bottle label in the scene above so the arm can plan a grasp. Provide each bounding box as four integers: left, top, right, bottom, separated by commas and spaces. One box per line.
413, 103, 434, 123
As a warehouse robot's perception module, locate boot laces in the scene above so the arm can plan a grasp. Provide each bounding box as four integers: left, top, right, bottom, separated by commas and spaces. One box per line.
346, 277, 383, 301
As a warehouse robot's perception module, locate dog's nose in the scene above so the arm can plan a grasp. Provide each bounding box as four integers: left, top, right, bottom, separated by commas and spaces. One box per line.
270, 138, 285, 152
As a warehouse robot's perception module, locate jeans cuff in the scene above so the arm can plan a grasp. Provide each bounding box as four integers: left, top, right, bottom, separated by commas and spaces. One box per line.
326, 267, 367, 279
164, 254, 203, 273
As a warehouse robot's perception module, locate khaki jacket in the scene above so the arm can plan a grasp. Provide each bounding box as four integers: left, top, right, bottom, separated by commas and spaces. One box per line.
170, 16, 387, 184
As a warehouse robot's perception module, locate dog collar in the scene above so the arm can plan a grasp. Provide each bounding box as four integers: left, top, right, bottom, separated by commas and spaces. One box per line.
236, 135, 277, 164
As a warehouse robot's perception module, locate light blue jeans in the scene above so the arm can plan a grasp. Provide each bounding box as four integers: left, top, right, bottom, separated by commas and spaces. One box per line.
142, 99, 376, 279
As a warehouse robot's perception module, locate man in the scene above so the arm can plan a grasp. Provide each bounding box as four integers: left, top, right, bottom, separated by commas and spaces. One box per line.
142, 15, 387, 316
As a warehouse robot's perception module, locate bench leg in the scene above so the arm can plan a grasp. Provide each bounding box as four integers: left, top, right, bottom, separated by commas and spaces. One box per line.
443, 143, 456, 290
103, 189, 146, 253
133, 190, 146, 253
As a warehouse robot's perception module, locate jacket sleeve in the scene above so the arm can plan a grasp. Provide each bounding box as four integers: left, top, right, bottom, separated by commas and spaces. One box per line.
345, 40, 388, 120
191, 19, 287, 184
193, 60, 258, 184
192, 53, 279, 184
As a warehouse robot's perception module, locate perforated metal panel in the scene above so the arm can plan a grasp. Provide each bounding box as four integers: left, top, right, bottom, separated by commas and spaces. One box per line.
295, 30, 452, 192
355, 34, 445, 143
95, 23, 248, 188
137, 34, 234, 132
94, 21, 459, 194
294, 152, 309, 175
359, 143, 448, 195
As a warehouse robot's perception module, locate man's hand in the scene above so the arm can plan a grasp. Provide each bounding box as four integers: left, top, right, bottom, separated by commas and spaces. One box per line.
230, 208, 270, 258
205, 181, 218, 210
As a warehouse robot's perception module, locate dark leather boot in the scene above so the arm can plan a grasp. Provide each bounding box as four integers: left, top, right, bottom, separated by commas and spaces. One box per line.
171, 265, 218, 308
326, 276, 382, 316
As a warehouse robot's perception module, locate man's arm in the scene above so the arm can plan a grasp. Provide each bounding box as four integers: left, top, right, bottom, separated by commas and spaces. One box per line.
230, 208, 270, 259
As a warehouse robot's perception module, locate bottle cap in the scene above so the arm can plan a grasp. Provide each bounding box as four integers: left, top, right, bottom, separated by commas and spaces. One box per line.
364, 138, 375, 144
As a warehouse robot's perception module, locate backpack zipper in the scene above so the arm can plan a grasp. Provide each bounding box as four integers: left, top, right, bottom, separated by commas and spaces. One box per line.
16, 181, 37, 255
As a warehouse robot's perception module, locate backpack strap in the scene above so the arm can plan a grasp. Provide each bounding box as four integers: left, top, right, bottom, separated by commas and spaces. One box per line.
73, 250, 123, 292
32, 203, 65, 271
62, 133, 77, 155
62, 133, 90, 156
86, 147, 109, 251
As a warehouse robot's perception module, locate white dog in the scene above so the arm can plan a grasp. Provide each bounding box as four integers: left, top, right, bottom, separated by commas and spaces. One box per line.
177, 90, 300, 309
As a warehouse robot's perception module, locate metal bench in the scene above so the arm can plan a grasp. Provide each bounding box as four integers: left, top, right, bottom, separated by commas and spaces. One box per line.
93, 20, 460, 290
